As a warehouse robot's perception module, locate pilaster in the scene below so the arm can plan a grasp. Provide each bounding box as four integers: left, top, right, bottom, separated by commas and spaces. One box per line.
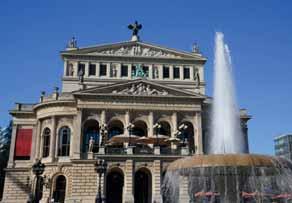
84, 62, 89, 77
179, 65, 184, 80
158, 65, 163, 80
96, 62, 100, 77
7, 124, 17, 167
117, 63, 122, 78
106, 63, 111, 78
148, 111, 154, 137
169, 65, 174, 80
35, 120, 41, 159
123, 160, 134, 203
171, 112, 177, 138
149, 64, 153, 79
127, 64, 132, 79
49, 116, 56, 161
190, 66, 194, 80
125, 111, 130, 136
63, 60, 68, 76
73, 109, 82, 159
195, 112, 203, 154
152, 160, 162, 203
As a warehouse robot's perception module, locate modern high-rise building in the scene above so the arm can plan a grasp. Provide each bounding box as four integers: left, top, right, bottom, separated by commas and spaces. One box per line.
2, 23, 251, 203
274, 134, 292, 160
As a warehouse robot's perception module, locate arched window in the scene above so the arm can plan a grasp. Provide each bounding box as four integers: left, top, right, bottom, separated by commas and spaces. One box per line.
58, 127, 71, 156
132, 121, 148, 137
42, 128, 50, 158
52, 175, 66, 203
108, 120, 124, 139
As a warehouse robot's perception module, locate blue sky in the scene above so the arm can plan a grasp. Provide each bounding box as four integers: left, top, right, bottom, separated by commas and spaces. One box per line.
1, 0, 291, 155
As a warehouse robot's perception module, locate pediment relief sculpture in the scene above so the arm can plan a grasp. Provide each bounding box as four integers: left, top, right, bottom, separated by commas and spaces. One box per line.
112, 83, 169, 96
97, 45, 179, 58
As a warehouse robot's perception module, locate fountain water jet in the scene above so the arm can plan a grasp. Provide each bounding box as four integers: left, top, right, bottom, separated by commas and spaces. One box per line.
162, 32, 292, 203
211, 32, 244, 154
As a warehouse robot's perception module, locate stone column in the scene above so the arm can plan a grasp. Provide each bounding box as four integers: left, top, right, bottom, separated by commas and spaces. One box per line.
148, 112, 154, 137
96, 62, 100, 77
178, 176, 190, 202
158, 65, 163, 80
153, 160, 162, 203
169, 65, 174, 80
127, 64, 132, 79
171, 112, 177, 138
179, 65, 184, 80
73, 109, 82, 159
117, 63, 122, 78
125, 111, 130, 136
7, 124, 18, 167
63, 60, 68, 76
30, 123, 38, 161
190, 66, 194, 80
123, 160, 134, 203
84, 62, 89, 77
49, 116, 56, 162
107, 63, 111, 78
73, 61, 78, 77
149, 64, 153, 79
34, 120, 42, 159
195, 112, 203, 154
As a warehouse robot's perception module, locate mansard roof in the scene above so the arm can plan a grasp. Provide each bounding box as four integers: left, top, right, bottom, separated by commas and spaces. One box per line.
61, 40, 206, 61
73, 78, 205, 99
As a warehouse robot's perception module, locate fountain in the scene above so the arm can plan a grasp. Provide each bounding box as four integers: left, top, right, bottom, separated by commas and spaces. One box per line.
162, 32, 292, 203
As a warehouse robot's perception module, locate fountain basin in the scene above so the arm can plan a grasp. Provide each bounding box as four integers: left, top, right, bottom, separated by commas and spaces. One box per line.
163, 154, 292, 203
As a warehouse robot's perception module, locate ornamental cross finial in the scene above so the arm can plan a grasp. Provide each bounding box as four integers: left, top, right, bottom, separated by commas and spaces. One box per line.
128, 21, 142, 41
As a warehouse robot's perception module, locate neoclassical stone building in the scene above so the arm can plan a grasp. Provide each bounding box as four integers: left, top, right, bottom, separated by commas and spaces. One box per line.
2, 27, 250, 203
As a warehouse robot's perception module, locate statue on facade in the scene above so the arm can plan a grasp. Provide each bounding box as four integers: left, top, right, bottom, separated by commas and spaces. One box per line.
194, 67, 200, 87
128, 21, 142, 37
88, 136, 94, 152
67, 37, 77, 48
192, 43, 200, 53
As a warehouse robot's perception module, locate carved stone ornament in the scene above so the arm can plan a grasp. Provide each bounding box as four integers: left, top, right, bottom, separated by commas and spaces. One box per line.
112, 83, 169, 96
98, 45, 179, 58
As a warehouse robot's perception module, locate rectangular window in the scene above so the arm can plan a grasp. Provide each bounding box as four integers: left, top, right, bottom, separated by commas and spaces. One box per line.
143, 65, 149, 77
14, 128, 32, 160
100, 64, 107, 76
173, 67, 180, 79
89, 64, 96, 76
184, 67, 190, 79
78, 63, 85, 75
163, 66, 170, 78
121, 65, 128, 77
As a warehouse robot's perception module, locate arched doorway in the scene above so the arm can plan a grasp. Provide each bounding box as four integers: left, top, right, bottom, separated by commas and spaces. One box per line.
82, 119, 99, 153
132, 120, 148, 137
108, 120, 124, 139
52, 175, 66, 203
106, 169, 124, 203
134, 168, 152, 203
158, 121, 171, 137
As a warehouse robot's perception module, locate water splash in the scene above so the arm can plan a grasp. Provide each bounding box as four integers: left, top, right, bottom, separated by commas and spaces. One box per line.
210, 32, 244, 154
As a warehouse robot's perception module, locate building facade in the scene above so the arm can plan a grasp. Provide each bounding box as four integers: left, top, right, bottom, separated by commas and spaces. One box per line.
274, 134, 292, 160
2, 26, 250, 203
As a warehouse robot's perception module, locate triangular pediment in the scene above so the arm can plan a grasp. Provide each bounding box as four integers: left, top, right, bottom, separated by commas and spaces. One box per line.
61, 41, 206, 60
73, 79, 205, 99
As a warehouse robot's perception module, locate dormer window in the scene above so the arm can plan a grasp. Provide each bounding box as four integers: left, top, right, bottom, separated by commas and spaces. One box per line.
173, 66, 180, 79
100, 64, 107, 76
163, 66, 169, 79
89, 64, 96, 76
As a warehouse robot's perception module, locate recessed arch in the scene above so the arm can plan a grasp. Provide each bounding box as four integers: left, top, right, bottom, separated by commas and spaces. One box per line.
82, 119, 100, 153
132, 120, 148, 137
52, 175, 67, 203
179, 121, 195, 153
134, 167, 152, 203
157, 121, 171, 137
106, 167, 124, 203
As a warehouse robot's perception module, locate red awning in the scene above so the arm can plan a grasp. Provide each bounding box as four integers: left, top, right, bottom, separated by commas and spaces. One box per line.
15, 128, 32, 158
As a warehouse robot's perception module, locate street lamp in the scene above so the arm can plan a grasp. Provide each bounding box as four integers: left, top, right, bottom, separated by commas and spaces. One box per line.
95, 159, 108, 203
31, 159, 45, 203
153, 123, 161, 146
